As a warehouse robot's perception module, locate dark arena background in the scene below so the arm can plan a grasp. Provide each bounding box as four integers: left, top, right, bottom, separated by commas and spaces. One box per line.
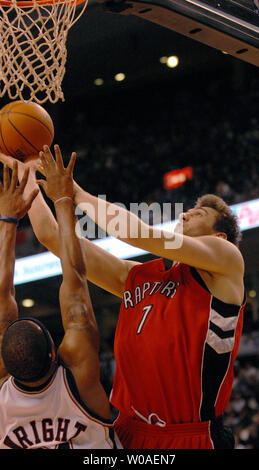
0, 0, 258, 452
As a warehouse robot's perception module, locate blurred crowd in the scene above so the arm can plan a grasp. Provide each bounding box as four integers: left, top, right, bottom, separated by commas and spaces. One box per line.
225, 359, 259, 448
63, 68, 259, 211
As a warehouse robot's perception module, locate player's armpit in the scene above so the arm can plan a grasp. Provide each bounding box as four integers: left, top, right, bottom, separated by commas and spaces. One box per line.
58, 290, 99, 378
58, 325, 100, 384
59, 341, 111, 420
29, 208, 139, 299
58, 295, 111, 420
81, 238, 140, 298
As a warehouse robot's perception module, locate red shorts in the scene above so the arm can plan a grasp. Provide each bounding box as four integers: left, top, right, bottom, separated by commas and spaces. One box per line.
114, 414, 234, 449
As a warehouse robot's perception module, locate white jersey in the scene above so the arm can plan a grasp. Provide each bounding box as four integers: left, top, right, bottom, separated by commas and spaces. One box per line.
0, 365, 121, 449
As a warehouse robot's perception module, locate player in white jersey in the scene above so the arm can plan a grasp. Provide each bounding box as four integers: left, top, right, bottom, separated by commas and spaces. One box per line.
0, 357, 118, 449
0, 147, 121, 449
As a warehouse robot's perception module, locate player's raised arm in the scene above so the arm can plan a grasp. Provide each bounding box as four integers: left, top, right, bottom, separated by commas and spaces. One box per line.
0, 151, 138, 298
0, 152, 60, 254
0, 163, 39, 379
37, 145, 111, 420
74, 176, 244, 278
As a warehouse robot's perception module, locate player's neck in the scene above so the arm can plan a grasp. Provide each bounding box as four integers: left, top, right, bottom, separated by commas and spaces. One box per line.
13, 363, 58, 391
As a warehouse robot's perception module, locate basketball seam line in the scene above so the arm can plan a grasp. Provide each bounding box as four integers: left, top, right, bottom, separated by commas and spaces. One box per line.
6, 111, 53, 137
7, 115, 39, 153
6, 113, 52, 154
0, 118, 13, 157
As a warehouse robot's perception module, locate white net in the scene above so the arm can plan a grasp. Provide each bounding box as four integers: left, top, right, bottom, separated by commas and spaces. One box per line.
0, 0, 88, 103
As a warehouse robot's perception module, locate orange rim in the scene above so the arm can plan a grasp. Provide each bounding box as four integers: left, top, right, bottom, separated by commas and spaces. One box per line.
0, 0, 87, 7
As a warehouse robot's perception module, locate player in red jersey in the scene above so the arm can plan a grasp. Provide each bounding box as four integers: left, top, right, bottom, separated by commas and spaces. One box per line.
0, 147, 245, 449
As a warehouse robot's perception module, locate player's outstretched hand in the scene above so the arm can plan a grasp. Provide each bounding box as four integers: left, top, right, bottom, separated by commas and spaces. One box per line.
0, 151, 45, 176
0, 152, 17, 170
0, 162, 39, 220
37, 144, 76, 203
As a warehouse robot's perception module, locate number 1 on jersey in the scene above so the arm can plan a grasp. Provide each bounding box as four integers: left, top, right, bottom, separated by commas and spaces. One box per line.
137, 304, 153, 334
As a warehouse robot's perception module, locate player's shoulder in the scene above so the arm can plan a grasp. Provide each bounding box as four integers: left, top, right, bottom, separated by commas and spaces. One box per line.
124, 260, 142, 280
196, 235, 245, 281
124, 258, 164, 279
0, 374, 10, 390
201, 235, 244, 264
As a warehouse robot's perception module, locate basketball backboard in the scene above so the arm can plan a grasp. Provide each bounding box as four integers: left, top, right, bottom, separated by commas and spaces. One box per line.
98, 0, 259, 66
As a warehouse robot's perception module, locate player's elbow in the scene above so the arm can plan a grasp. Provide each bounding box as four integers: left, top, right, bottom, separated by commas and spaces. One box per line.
59, 332, 100, 376
0, 291, 17, 313
35, 223, 59, 257
60, 270, 87, 296
71, 257, 87, 280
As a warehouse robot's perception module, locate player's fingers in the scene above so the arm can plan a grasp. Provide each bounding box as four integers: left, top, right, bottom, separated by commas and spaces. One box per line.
24, 187, 40, 210
67, 152, 76, 176
54, 144, 65, 171
10, 161, 18, 191
3, 164, 10, 189
0, 152, 15, 169
36, 162, 46, 176
17, 166, 29, 193
23, 156, 45, 177
39, 151, 50, 172
42, 145, 56, 168
36, 178, 47, 190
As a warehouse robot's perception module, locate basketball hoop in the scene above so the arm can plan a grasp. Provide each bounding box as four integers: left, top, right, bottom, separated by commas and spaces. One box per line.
0, 0, 88, 104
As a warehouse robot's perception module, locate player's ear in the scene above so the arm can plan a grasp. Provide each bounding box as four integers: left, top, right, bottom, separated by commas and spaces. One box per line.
216, 232, 227, 240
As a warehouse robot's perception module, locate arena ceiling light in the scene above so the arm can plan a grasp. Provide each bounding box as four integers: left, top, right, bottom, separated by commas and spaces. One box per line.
22, 298, 35, 308
114, 73, 126, 82
166, 56, 179, 68
159, 56, 168, 63
94, 78, 104, 86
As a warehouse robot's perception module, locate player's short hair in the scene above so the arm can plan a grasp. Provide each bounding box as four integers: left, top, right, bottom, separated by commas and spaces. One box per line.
194, 194, 242, 246
1, 318, 54, 383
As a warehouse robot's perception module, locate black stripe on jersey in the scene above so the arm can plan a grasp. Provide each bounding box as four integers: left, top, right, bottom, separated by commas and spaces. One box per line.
64, 368, 114, 427
190, 267, 210, 292
200, 343, 231, 421
190, 268, 244, 316
209, 321, 235, 339
13, 371, 55, 393
191, 266, 244, 422
107, 426, 118, 449
200, 296, 242, 421
211, 296, 242, 317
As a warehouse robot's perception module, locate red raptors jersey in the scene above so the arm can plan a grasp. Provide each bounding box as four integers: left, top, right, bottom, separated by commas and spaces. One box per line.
111, 259, 245, 425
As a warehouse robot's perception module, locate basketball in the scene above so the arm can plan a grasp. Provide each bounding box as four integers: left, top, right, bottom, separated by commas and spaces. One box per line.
0, 101, 54, 161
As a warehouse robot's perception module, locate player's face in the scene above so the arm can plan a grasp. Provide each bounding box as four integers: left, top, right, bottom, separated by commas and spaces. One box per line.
175, 206, 219, 237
